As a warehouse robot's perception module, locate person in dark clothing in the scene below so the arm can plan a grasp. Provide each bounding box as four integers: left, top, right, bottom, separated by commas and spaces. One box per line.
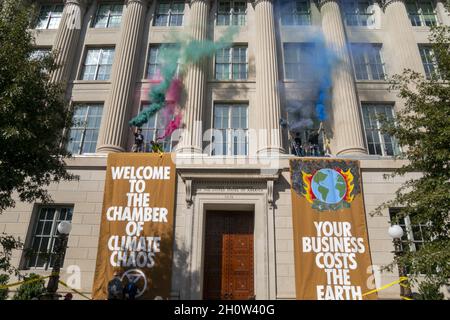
123, 281, 138, 300
291, 132, 303, 156
133, 128, 144, 152
308, 131, 320, 156
107, 271, 124, 300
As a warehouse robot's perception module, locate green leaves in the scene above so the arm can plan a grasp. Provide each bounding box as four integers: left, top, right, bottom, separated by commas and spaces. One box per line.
374, 26, 450, 299
0, 0, 76, 213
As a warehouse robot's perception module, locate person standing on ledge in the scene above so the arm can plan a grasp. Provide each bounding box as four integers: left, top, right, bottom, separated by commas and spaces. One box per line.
132, 128, 144, 152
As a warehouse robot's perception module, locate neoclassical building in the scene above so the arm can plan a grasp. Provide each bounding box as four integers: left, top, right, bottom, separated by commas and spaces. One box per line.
1, 0, 449, 299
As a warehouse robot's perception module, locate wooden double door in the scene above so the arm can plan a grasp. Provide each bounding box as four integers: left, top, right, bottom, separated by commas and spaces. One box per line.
203, 211, 255, 300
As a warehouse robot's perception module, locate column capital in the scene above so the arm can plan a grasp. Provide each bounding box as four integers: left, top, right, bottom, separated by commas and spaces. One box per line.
252, 0, 275, 7
189, 0, 210, 6
314, 0, 338, 10
377, 0, 405, 11
125, 0, 150, 5
64, 0, 92, 6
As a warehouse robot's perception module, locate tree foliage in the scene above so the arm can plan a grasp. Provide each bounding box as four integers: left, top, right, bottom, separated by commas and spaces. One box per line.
374, 26, 450, 299
12, 273, 45, 300
0, 0, 76, 214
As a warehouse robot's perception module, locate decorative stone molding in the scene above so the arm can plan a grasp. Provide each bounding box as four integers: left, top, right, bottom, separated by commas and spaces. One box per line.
313, 0, 338, 10
377, 0, 405, 11
125, 0, 150, 5
267, 180, 274, 209
189, 0, 210, 7
178, 168, 281, 208
185, 179, 193, 208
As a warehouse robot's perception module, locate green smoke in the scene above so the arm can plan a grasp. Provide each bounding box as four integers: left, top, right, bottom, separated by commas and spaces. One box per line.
129, 27, 239, 128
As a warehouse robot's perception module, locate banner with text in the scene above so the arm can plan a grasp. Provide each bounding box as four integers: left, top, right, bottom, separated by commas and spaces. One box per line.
289, 158, 376, 300
92, 153, 176, 300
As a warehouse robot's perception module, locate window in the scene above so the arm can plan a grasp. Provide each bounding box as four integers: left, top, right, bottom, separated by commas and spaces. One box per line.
25, 206, 73, 269
351, 43, 386, 80
67, 104, 103, 154
362, 104, 400, 156
212, 104, 248, 156
217, 1, 246, 26
406, 1, 438, 26
419, 45, 440, 80
343, 0, 375, 27
146, 44, 180, 80
154, 1, 185, 26
35, 4, 64, 29
81, 48, 115, 80
279, 0, 311, 26
389, 209, 431, 253
138, 105, 174, 152
93, 3, 124, 28
283, 43, 315, 79
215, 46, 248, 80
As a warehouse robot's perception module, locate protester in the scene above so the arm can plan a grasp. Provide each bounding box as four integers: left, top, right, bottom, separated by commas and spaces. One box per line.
132, 128, 144, 152
107, 271, 124, 300
63, 293, 73, 300
123, 281, 138, 300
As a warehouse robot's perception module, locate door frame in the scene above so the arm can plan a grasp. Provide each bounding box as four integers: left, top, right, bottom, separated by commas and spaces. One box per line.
187, 192, 274, 300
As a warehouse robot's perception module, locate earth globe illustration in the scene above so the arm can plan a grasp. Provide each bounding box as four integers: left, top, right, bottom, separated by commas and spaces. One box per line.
311, 169, 347, 204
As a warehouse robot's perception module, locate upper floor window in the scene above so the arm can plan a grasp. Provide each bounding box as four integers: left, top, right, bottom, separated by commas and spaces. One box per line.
279, 0, 311, 26
93, 3, 124, 28
343, 0, 375, 27
215, 46, 248, 80
283, 43, 315, 79
154, 1, 185, 26
137, 105, 174, 152
67, 104, 103, 155
35, 4, 64, 29
146, 44, 180, 80
81, 48, 115, 80
212, 104, 248, 156
362, 104, 400, 156
25, 206, 73, 269
351, 43, 386, 80
217, 0, 247, 26
406, 0, 438, 26
419, 45, 441, 80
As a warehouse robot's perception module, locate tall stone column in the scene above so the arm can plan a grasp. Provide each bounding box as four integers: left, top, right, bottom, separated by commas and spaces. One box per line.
254, 0, 284, 155
383, 0, 425, 75
319, 0, 366, 155
177, 0, 210, 154
97, 0, 149, 153
50, 0, 87, 84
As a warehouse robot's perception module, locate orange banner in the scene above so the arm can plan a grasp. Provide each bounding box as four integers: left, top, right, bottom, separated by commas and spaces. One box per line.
290, 158, 377, 300
92, 153, 176, 300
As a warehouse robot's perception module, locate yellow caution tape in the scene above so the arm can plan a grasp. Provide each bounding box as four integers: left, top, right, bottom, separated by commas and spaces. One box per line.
58, 280, 92, 300
362, 276, 410, 297
0, 275, 51, 290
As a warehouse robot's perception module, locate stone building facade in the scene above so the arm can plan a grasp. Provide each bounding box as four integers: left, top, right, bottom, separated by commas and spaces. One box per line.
1, 0, 449, 299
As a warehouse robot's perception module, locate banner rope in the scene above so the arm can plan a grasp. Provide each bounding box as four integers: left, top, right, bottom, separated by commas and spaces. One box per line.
362, 276, 410, 297
0, 274, 54, 290
0, 273, 91, 300
58, 279, 92, 300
